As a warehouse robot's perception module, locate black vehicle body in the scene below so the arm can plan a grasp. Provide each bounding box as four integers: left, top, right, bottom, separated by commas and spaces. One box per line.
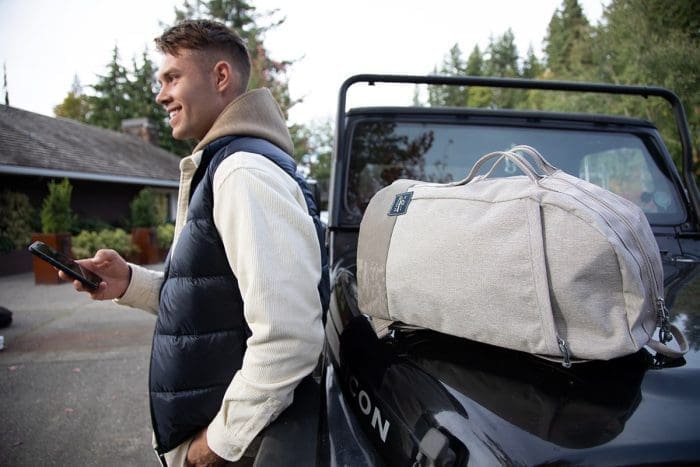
258, 75, 700, 466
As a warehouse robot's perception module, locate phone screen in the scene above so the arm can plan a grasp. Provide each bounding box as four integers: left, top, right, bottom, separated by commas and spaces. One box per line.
29, 241, 102, 289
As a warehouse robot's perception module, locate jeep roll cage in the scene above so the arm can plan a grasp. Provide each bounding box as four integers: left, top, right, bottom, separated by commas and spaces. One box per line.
330, 74, 700, 230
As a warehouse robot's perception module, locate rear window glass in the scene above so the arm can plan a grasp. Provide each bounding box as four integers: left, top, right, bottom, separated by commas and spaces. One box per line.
345, 121, 684, 225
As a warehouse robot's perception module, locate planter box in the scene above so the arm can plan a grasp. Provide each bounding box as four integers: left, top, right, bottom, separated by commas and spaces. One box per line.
132, 227, 160, 265
30, 233, 72, 285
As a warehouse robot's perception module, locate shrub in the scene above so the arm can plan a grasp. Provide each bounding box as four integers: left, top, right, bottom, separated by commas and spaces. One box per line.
72, 228, 137, 259
130, 188, 161, 228
0, 190, 35, 252
156, 223, 175, 249
40, 178, 75, 234
75, 217, 112, 232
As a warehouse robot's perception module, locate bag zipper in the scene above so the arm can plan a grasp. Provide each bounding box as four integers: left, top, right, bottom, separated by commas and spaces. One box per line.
547, 174, 670, 337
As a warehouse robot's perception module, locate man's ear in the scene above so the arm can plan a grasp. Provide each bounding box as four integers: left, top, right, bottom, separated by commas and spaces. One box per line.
212, 60, 236, 94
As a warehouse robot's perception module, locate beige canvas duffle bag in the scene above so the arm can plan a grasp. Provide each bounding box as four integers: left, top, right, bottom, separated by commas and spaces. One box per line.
357, 145, 688, 366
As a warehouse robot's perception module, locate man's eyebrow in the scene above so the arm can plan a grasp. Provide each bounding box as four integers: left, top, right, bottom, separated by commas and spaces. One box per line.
157, 67, 179, 82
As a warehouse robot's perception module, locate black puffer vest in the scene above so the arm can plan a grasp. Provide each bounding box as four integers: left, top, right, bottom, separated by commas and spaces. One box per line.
149, 136, 329, 454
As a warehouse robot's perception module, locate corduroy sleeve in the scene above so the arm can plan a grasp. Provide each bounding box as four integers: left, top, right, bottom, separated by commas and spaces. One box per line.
206, 152, 324, 461
114, 263, 163, 314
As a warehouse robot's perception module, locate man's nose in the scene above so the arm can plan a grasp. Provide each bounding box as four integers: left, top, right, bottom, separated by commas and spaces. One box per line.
155, 86, 169, 106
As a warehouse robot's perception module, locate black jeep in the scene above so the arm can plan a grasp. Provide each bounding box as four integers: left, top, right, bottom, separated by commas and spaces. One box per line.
259, 75, 700, 466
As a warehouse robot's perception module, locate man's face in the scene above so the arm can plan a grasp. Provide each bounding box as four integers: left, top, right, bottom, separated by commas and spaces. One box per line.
156, 50, 222, 141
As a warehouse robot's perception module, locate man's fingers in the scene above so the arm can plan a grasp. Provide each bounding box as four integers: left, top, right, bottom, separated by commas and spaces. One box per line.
58, 270, 75, 284
88, 282, 109, 300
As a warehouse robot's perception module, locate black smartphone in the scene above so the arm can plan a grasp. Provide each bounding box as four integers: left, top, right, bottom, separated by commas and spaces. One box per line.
28, 241, 102, 290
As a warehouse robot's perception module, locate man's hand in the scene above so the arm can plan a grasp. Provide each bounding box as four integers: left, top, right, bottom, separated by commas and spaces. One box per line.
58, 249, 130, 300
186, 428, 226, 467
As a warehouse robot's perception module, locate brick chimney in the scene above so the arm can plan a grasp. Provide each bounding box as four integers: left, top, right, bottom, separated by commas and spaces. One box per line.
121, 118, 159, 146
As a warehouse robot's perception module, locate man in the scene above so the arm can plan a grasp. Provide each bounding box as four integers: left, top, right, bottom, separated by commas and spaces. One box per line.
61, 19, 328, 467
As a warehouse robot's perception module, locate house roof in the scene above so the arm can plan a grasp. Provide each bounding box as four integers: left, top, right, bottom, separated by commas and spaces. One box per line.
0, 104, 180, 188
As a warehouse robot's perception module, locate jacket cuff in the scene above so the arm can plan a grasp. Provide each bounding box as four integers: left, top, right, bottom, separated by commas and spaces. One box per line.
206, 394, 284, 462
113, 263, 162, 313
207, 409, 244, 462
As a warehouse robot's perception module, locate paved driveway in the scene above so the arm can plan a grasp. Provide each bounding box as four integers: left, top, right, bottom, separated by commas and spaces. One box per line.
0, 268, 160, 466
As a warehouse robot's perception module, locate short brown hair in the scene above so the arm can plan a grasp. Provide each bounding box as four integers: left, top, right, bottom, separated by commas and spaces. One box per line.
155, 19, 251, 92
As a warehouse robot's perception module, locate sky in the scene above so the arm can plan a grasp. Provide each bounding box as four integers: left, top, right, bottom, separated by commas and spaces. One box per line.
0, 0, 608, 126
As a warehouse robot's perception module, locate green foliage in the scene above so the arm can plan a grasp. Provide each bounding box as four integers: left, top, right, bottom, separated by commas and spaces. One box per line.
55, 3, 307, 159
40, 178, 75, 234
465, 46, 484, 76
171, 0, 304, 153
86, 46, 131, 131
72, 228, 137, 259
593, 0, 700, 174
544, 0, 593, 77
173, 0, 292, 112
428, 44, 470, 107
130, 188, 161, 228
304, 120, 333, 179
426, 30, 532, 108
521, 46, 543, 79
54, 75, 91, 121
290, 119, 333, 208
53, 47, 194, 157
75, 217, 112, 233
425, 0, 699, 182
485, 29, 519, 77
0, 190, 34, 252
156, 223, 175, 249
290, 122, 311, 165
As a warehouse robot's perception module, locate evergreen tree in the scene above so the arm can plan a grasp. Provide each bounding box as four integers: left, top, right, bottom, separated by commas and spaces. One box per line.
87, 46, 131, 130
128, 50, 161, 119
168, 0, 311, 163
54, 49, 194, 156
465, 45, 484, 76
521, 46, 543, 79
129, 50, 193, 154
544, 0, 593, 77
171, 0, 295, 121
423, 0, 698, 180
464, 45, 494, 107
428, 44, 469, 107
593, 0, 700, 173
484, 29, 523, 108
485, 29, 519, 78
54, 2, 298, 159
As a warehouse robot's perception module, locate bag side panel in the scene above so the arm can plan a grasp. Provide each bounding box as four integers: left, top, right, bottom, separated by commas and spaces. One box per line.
541, 203, 640, 359
385, 196, 552, 355
358, 179, 418, 320
540, 177, 659, 351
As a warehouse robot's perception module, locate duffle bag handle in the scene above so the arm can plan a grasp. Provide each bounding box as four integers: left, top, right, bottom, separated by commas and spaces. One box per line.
647, 323, 689, 359
510, 145, 559, 176
454, 150, 542, 186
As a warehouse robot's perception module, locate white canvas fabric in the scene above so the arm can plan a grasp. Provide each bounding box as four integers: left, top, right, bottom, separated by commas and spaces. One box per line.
357, 146, 687, 365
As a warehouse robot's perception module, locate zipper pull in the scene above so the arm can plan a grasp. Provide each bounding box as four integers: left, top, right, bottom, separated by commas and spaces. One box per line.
656, 298, 672, 344
557, 336, 572, 368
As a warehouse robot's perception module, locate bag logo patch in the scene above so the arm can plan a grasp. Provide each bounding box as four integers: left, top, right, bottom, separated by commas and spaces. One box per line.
388, 191, 413, 216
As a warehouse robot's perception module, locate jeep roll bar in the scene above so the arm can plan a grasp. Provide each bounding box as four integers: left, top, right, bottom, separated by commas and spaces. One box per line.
332, 74, 700, 228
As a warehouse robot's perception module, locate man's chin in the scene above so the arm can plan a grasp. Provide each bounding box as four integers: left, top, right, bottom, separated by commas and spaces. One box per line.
170, 128, 186, 141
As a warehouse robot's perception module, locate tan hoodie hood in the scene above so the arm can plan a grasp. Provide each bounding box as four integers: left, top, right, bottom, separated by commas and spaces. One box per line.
194, 88, 294, 155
